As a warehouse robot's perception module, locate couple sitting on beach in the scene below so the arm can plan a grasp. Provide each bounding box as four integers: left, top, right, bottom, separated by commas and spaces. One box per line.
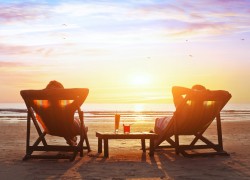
42, 80, 208, 146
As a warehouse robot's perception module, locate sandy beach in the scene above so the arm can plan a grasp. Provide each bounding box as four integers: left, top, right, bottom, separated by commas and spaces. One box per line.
1, 119, 250, 180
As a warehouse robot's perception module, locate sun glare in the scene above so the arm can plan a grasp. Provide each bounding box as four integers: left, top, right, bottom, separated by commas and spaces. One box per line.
131, 74, 151, 86
134, 104, 144, 112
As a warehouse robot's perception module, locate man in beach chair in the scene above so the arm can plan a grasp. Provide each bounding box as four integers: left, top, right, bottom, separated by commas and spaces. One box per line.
20, 81, 90, 161
154, 85, 231, 157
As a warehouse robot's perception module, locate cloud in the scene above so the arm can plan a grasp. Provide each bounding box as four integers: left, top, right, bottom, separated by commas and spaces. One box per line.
0, 60, 26, 67
0, 43, 57, 57
1, 1, 250, 45
0, 42, 109, 59
0, 43, 33, 55
0, 42, 62, 57
0, 2, 50, 23
133, 1, 250, 39
167, 22, 233, 38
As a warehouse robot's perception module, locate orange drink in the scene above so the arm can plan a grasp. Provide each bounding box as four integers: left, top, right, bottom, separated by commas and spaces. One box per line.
115, 114, 120, 133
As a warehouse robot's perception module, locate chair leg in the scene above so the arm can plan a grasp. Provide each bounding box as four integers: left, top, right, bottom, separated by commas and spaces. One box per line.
23, 154, 31, 161
80, 146, 83, 157
175, 134, 179, 155
71, 150, 78, 161
85, 135, 91, 152
25, 112, 31, 160
216, 114, 224, 151
79, 110, 91, 152
79, 138, 84, 157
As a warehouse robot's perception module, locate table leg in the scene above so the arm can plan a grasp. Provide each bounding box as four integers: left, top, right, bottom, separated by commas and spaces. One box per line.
141, 138, 146, 152
98, 137, 102, 153
149, 138, 155, 156
104, 138, 109, 158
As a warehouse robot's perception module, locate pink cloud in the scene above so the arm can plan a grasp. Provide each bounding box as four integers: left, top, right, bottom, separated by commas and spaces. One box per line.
0, 43, 56, 57
188, 22, 228, 32
135, 1, 250, 39
0, 43, 31, 55
168, 22, 232, 38
0, 3, 49, 23
0, 61, 25, 67
0, 43, 108, 58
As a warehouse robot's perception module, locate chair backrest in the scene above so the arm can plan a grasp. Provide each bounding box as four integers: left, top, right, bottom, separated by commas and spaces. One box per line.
20, 88, 89, 137
168, 90, 231, 136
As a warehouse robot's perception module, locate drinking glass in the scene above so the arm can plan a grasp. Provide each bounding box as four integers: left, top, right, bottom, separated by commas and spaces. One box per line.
115, 114, 120, 133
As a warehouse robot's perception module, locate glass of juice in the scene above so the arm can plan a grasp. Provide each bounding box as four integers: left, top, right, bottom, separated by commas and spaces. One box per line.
123, 124, 130, 134
115, 114, 120, 133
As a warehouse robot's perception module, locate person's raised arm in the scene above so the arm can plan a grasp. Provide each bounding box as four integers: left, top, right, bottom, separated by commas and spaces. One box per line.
172, 86, 192, 107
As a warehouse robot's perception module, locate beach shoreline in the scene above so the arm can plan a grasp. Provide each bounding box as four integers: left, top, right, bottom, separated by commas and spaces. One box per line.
1, 120, 250, 179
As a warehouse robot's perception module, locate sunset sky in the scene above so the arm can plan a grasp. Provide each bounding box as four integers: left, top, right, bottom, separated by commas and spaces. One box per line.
0, 0, 250, 103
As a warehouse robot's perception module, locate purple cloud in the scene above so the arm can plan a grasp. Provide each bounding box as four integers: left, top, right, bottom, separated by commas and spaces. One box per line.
0, 3, 50, 23
134, 1, 250, 38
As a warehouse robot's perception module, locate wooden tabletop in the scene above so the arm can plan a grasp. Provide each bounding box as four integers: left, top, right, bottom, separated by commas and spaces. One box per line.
96, 132, 158, 139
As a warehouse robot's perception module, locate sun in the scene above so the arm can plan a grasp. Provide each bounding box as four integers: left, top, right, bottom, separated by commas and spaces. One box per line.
134, 104, 144, 112
131, 74, 152, 86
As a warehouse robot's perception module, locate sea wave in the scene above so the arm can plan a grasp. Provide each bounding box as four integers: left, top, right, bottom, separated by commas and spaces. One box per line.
0, 108, 249, 122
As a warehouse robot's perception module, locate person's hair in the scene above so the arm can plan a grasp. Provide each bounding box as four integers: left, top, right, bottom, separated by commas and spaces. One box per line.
192, 84, 206, 91
45, 80, 64, 89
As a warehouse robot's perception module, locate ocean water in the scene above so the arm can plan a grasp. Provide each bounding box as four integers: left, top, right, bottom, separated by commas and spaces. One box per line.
0, 103, 250, 122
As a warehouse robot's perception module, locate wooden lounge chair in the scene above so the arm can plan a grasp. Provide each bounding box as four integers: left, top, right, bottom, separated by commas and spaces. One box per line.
155, 89, 232, 157
20, 88, 90, 161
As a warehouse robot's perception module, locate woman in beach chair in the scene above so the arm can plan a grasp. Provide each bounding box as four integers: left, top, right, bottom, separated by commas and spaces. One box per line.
154, 85, 231, 157
41, 81, 86, 146
20, 80, 90, 161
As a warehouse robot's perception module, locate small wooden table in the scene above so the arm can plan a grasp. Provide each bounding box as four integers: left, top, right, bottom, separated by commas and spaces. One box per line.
96, 132, 158, 158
